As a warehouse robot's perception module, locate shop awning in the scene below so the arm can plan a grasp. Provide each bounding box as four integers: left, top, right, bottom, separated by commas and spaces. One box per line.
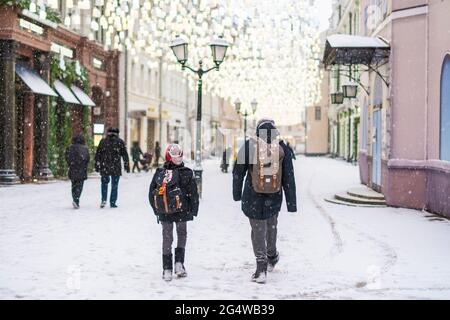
323, 34, 390, 67
70, 85, 96, 107
15, 64, 58, 97
53, 80, 81, 104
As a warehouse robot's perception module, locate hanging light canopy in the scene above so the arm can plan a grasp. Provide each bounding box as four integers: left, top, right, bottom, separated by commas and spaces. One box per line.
342, 83, 358, 99
210, 36, 229, 67
170, 36, 188, 66
331, 92, 344, 104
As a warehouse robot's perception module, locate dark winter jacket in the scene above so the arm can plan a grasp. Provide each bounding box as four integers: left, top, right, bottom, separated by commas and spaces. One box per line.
131, 145, 143, 162
65, 136, 90, 181
149, 161, 199, 223
286, 143, 296, 160
95, 134, 130, 176
233, 123, 297, 220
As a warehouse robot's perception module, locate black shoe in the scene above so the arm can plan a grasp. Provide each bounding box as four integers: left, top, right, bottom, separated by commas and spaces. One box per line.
267, 252, 279, 272
110, 203, 118, 208
100, 201, 106, 208
251, 261, 267, 284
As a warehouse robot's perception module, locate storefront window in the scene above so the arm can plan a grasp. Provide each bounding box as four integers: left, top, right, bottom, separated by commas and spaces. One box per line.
440, 55, 450, 161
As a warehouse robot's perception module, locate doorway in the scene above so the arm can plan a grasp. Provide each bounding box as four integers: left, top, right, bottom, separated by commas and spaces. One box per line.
372, 108, 382, 190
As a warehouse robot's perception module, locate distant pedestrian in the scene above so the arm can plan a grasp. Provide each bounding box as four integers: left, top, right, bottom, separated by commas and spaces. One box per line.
286, 141, 296, 160
65, 134, 90, 209
131, 141, 144, 173
95, 128, 130, 208
154, 141, 161, 168
149, 144, 199, 281
233, 119, 297, 284
221, 147, 231, 173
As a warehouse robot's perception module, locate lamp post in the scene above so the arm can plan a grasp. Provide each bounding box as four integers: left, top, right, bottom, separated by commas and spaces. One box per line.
235, 98, 258, 139
170, 35, 228, 198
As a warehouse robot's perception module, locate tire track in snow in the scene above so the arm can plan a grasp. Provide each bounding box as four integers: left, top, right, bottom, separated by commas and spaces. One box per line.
306, 166, 397, 275
306, 172, 344, 255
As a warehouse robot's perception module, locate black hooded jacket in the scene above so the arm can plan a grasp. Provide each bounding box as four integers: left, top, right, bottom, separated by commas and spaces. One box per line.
95, 134, 130, 176
149, 161, 199, 223
233, 122, 297, 220
66, 135, 90, 181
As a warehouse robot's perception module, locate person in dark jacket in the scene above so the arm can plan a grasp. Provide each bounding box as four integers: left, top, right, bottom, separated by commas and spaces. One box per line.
149, 144, 199, 281
154, 141, 161, 168
233, 119, 297, 284
95, 128, 130, 208
66, 134, 90, 209
286, 141, 297, 160
131, 141, 144, 173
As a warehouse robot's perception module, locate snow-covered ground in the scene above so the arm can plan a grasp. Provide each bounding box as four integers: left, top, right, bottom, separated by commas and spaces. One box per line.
1, 156, 450, 300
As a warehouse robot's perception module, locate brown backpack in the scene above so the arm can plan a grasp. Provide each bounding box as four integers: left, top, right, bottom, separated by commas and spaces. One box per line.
251, 138, 285, 194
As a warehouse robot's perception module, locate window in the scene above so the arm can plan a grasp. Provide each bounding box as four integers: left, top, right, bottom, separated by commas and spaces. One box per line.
315, 107, 321, 121
440, 55, 450, 161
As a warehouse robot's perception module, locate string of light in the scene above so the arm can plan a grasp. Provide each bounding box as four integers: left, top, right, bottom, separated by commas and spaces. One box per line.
34, 0, 323, 125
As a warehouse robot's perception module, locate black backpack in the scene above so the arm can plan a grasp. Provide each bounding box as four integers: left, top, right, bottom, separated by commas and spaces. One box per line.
152, 169, 188, 214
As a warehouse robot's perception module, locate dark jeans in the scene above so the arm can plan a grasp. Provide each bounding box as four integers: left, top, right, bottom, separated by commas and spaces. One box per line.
161, 221, 187, 255
101, 175, 120, 205
132, 160, 141, 173
71, 180, 84, 205
249, 214, 279, 264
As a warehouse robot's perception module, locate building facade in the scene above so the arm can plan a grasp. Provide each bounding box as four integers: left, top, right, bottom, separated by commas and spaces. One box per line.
327, 0, 450, 217
328, 0, 362, 163
0, 4, 119, 184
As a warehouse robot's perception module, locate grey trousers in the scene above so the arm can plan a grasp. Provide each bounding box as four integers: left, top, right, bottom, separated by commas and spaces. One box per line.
161, 221, 187, 255
249, 214, 278, 263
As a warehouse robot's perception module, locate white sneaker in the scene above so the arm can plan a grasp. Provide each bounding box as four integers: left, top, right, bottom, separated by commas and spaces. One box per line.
162, 269, 172, 281
174, 262, 187, 277
251, 271, 267, 284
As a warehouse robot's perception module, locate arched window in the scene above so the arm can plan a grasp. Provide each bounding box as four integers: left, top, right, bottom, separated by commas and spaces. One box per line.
441, 55, 450, 161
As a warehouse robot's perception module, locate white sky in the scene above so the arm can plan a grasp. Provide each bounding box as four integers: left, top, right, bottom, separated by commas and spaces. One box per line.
315, 0, 333, 31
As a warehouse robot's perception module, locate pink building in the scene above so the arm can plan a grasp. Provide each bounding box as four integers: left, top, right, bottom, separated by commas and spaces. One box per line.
324, 0, 450, 217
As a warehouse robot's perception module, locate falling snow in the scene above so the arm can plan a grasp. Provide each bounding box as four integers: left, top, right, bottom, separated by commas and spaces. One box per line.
1, 157, 450, 299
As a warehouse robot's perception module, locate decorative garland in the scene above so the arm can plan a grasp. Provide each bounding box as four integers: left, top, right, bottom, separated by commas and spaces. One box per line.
48, 56, 94, 178
1, 0, 62, 23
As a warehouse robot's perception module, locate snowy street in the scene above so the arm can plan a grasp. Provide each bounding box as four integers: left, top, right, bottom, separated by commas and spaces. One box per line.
1, 156, 450, 299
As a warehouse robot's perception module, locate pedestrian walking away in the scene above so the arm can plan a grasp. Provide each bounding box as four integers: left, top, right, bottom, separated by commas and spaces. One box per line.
149, 144, 199, 282
233, 118, 297, 284
154, 141, 162, 168
131, 141, 144, 173
65, 134, 90, 209
95, 127, 130, 208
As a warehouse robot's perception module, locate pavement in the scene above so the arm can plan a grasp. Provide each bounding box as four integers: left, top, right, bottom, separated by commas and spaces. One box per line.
1, 156, 450, 299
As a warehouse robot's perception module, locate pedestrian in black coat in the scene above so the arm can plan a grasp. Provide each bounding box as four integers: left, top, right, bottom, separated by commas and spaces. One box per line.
95, 128, 130, 208
66, 134, 90, 209
233, 119, 297, 283
154, 141, 162, 168
131, 141, 143, 173
148, 144, 199, 281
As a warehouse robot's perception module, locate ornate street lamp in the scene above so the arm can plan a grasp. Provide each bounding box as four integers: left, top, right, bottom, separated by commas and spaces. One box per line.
170, 35, 228, 198
330, 92, 344, 104
170, 36, 188, 66
235, 98, 258, 139
342, 82, 358, 99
